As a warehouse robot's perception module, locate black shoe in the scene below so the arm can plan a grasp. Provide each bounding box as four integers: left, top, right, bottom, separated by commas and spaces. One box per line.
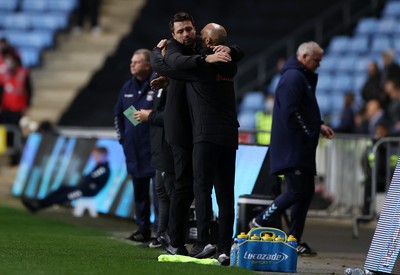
22, 198, 40, 213
149, 238, 162, 248
297, 242, 317, 256
126, 231, 151, 242
189, 243, 216, 259
214, 251, 230, 266
157, 234, 188, 255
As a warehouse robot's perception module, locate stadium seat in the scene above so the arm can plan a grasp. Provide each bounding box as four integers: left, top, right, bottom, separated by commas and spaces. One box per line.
382, 1, 400, 18
354, 57, 371, 74
319, 55, 337, 74
316, 73, 333, 92
393, 37, 400, 53
240, 91, 265, 112
0, 0, 19, 12
316, 92, 331, 115
332, 74, 353, 93
2, 13, 31, 30
337, 54, 359, 73
328, 36, 350, 54
48, 0, 78, 13
21, 0, 47, 12
354, 17, 378, 36
5, 30, 54, 48
376, 17, 398, 35
238, 111, 256, 130
17, 46, 42, 67
348, 35, 369, 54
329, 94, 344, 113
370, 35, 392, 53
353, 73, 367, 93
29, 12, 69, 31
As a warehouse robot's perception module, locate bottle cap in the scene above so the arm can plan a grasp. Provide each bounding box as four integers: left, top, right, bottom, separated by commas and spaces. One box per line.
237, 232, 247, 239
250, 234, 260, 240
275, 235, 284, 242
287, 235, 297, 242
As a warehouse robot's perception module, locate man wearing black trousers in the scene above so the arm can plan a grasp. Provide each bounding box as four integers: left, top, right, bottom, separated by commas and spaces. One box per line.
21, 146, 110, 212
152, 22, 242, 265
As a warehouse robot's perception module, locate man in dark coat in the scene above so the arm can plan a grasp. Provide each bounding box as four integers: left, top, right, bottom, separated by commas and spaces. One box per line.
114, 49, 157, 242
152, 22, 241, 265
249, 41, 335, 256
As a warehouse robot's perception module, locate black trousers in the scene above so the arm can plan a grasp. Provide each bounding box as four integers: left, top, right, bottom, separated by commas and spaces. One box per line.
193, 142, 236, 253
131, 176, 157, 236
38, 186, 83, 209
155, 169, 175, 235
168, 145, 194, 248
255, 168, 315, 242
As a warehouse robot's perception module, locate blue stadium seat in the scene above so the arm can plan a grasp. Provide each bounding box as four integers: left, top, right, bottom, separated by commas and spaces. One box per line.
394, 37, 400, 53
329, 94, 344, 113
0, 0, 19, 11
5, 30, 54, 48
21, 0, 47, 12
354, 18, 378, 36
48, 0, 78, 13
332, 74, 353, 93
382, 1, 400, 18
353, 73, 367, 93
17, 46, 42, 67
337, 54, 359, 73
376, 17, 398, 35
2, 13, 31, 30
29, 12, 69, 31
354, 57, 371, 74
316, 73, 333, 93
240, 91, 265, 112
328, 36, 350, 54
370, 35, 392, 53
238, 111, 256, 130
348, 35, 369, 54
316, 92, 331, 115
319, 55, 337, 74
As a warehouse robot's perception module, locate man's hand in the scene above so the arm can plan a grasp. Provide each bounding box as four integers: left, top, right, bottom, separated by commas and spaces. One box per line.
134, 109, 152, 123
205, 51, 232, 63
320, 124, 335, 139
211, 45, 231, 54
157, 39, 168, 49
150, 76, 169, 89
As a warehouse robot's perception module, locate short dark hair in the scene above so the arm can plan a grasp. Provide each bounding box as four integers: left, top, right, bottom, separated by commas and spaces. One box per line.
169, 12, 195, 33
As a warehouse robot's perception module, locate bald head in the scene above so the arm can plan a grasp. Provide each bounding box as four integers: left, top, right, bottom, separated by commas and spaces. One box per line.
200, 23, 227, 47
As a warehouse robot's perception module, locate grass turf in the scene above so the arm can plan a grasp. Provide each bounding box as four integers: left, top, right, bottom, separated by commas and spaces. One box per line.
0, 206, 254, 275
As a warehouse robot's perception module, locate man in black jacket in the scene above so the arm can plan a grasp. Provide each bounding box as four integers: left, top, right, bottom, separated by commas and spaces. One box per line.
21, 147, 110, 213
152, 22, 241, 265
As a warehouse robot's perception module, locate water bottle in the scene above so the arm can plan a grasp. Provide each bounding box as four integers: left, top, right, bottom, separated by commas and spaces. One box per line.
237, 232, 247, 244
230, 238, 239, 267
287, 235, 298, 248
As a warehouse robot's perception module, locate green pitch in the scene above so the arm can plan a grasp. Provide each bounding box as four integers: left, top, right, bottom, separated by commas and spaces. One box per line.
0, 206, 253, 275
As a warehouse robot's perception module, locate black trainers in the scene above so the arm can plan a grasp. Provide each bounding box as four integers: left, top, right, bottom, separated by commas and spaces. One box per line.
189, 243, 216, 258
22, 198, 40, 213
297, 242, 317, 256
126, 231, 151, 242
214, 251, 230, 266
157, 234, 188, 255
149, 238, 162, 248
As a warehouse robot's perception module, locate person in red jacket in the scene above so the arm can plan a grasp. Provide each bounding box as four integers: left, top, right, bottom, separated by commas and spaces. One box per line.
0, 47, 32, 125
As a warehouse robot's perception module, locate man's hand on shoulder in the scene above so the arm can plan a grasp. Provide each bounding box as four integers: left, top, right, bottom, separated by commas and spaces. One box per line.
211, 45, 231, 54
205, 51, 232, 63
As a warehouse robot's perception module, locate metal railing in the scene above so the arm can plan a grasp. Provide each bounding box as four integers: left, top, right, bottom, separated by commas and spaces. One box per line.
235, 0, 381, 98
352, 137, 400, 238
